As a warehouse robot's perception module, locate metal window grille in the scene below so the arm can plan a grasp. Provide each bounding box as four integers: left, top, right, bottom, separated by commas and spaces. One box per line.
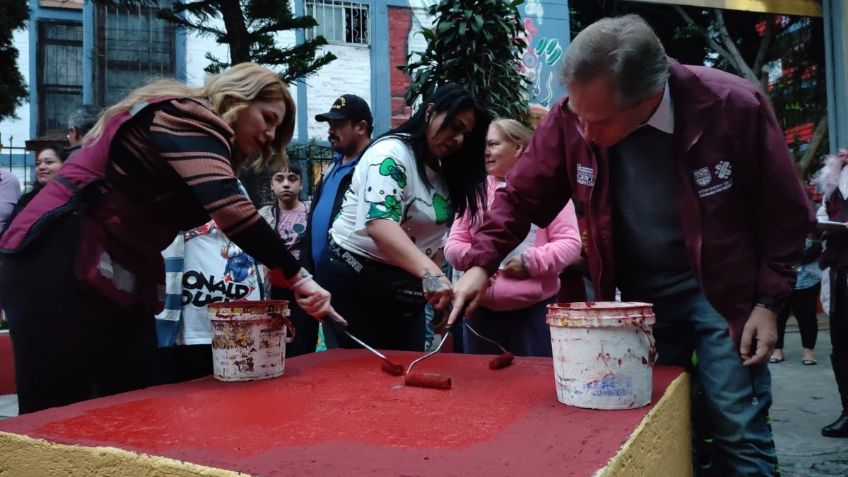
306, 0, 369, 46
37, 21, 83, 135
94, 1, 176, 108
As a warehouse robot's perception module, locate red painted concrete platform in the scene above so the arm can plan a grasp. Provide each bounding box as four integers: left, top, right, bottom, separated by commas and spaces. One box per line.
0, 349, 685, 476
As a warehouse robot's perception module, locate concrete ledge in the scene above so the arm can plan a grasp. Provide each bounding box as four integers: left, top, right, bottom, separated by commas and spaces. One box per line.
598, 372, 692, 476
0, 431, 241, 477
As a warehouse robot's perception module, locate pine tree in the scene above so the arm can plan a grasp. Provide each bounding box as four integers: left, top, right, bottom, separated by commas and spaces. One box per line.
157, 0, 336, 83
0, 0, 28, 122
400, 0, 530, 122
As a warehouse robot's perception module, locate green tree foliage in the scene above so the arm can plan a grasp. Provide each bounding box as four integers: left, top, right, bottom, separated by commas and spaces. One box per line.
157, 0, 336, 83
0, 0, 28, 122
400, 0, 530, 123
97, 0, 336, 84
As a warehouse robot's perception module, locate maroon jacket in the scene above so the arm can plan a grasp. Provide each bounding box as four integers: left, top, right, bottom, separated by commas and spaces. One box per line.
467, 60, 815, 344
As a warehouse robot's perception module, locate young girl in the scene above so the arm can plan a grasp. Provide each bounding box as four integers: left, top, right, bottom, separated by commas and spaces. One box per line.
260, 165, 315, 356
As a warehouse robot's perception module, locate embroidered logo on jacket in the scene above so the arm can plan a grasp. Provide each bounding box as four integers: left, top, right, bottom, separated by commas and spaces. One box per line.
576, 164, 595, 187
692, 167, 711, 187
715, 161, 731, 179
695, 161, 733, 198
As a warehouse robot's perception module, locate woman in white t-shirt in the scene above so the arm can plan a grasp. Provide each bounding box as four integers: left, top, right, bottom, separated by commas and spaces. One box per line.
317, 83, 489, 351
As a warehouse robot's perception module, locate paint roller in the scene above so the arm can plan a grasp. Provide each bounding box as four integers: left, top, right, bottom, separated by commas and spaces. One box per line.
325, 311, 404, 376
403, 325, 453, 390
463, 322, 514, 370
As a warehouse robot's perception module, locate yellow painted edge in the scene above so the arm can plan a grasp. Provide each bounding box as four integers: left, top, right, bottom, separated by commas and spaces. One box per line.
626, 0, 822, 17
594, 372, 693, 477
0, 430, 249, 477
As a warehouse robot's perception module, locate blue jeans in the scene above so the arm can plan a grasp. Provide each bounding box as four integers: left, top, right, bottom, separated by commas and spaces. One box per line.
649, 289, 778, 477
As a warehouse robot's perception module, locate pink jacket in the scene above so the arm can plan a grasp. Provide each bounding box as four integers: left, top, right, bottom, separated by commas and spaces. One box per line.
445, 176, 581, 311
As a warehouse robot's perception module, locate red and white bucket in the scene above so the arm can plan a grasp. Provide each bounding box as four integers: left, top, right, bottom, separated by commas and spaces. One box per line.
208, 300, 295, 382
547, 302, 656, 410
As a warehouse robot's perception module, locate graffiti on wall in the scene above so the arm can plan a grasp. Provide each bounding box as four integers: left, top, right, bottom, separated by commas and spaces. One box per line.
388, 0, 569, 124
520, 1, 567, 109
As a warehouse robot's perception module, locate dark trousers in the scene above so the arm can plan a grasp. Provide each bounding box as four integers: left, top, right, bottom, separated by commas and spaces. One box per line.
775, 283, 820, 350
0, 214, 157, 414
830, 268, 848, 361
829, 268, 848, 412
315, 246, 425, 351
463, 298, 555, 357
272, 286, 319, 358
156, 345, 212, 384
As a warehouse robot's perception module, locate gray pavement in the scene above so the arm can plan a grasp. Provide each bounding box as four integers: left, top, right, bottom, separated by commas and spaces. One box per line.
771, 319, 848, 476
0, 321, 846, 475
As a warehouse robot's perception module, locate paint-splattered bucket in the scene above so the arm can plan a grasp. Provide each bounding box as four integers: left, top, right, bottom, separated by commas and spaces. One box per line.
547, 302, 656, 410
208, 300, 295, 382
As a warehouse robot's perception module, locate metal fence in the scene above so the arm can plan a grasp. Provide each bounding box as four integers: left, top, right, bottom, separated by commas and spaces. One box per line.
237, 143, 335, 208
0, 138, 34, 192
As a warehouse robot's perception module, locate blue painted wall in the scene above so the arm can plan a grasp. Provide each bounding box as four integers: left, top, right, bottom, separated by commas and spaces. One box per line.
824, 0, 848, 152
519, 0, 570, 109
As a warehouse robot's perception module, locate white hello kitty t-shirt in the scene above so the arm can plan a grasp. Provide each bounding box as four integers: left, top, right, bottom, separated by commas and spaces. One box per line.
330, 136, 452, 262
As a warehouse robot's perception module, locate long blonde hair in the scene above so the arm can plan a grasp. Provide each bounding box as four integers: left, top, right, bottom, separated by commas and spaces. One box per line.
87, 63, 295, 171
490, 118, 532, 150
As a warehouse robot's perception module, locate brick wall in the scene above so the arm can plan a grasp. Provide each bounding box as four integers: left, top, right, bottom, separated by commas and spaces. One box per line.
389, 7, 413, 128
305, 43, 372, 140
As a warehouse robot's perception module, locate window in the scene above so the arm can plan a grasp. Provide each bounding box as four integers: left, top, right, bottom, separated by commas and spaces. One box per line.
306, 0, 369, 46
37, 21, 83, 135
94, 2, 176, 108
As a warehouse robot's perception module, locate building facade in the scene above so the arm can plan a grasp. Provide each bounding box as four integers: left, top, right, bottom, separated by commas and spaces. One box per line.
0, 0, 569, 190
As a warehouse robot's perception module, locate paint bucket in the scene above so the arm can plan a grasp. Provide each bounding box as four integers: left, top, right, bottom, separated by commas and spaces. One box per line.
547, 302, 656, 410
208, 300, 295, 382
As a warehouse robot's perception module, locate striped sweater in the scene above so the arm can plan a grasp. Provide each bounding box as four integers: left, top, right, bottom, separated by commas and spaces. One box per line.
108, 98, 300, 279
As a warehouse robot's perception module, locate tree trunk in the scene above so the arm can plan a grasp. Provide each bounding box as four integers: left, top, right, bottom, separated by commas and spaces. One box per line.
219, 0, 251, 64
799, 116, 829, 178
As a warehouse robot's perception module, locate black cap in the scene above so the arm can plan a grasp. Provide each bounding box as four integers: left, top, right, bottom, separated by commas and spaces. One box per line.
315, 94, 373, 126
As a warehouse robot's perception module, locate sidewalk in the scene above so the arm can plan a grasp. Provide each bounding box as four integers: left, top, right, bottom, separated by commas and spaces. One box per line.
771, 318, 848, 476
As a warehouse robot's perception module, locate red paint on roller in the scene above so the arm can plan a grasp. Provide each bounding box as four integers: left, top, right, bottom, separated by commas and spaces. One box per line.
489, 352, 514, 370
404, 372, 452, 390
381, 361, 404, 376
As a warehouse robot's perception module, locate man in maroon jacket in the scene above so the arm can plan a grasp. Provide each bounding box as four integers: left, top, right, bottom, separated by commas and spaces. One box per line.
449, 15, 813, 476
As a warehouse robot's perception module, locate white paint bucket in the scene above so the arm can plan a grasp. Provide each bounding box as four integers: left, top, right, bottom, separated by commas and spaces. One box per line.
208, 300, 294, 382
547, 302, 656, 410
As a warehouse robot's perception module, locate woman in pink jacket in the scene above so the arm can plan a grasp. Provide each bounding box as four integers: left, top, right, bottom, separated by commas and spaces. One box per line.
445, 119, 581, 357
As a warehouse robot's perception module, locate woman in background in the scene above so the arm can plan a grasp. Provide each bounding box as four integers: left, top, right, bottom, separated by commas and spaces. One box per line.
445, 119, 581, 357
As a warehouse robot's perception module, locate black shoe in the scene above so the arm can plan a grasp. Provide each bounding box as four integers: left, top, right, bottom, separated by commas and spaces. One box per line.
822, 413, 848, 437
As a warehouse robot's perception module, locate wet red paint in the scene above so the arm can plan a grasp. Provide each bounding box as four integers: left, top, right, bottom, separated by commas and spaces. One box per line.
0, 350, 684, 477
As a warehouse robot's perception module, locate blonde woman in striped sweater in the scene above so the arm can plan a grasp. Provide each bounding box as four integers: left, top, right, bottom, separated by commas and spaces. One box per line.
0, 63, 332, 413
